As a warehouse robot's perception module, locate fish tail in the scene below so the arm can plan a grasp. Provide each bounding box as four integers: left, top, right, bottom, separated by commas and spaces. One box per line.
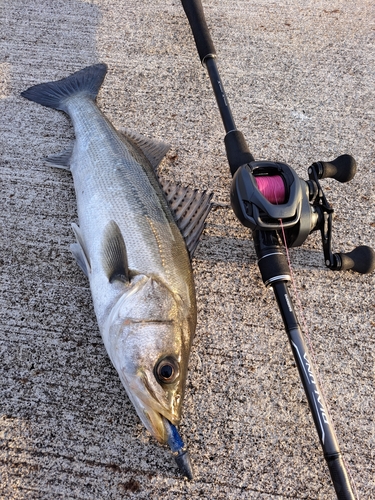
21, 63, 108, 112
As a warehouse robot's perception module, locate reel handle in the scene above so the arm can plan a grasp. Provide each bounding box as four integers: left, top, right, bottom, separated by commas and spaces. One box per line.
310, 154, 357, 183
180, 0, 216, 64
335, 246, 375, 274
307, 155, 375, 275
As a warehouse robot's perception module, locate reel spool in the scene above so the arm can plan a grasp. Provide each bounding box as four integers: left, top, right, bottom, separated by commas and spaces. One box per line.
231, 159, 314, 247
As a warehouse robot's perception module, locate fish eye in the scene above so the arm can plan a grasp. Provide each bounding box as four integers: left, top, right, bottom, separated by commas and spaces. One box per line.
155, 357, 179, 384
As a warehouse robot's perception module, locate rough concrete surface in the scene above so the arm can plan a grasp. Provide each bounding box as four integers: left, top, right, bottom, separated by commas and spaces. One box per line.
1, 0, 374, 498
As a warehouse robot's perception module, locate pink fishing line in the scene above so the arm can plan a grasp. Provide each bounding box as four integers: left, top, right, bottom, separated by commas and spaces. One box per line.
255, 175, 286, 204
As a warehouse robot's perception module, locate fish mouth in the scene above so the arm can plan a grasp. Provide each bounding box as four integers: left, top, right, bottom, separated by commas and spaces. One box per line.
142, 406, 178, 444
124, 370, 181, 444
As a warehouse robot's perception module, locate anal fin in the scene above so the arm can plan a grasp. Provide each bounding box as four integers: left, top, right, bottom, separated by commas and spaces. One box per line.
46, 143, 74, 169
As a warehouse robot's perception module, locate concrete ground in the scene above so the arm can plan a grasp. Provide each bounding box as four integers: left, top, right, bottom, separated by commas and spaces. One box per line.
1, 0, 374, 498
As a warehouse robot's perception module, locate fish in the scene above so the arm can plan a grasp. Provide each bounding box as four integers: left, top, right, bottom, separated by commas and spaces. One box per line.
21, 64, 212, 477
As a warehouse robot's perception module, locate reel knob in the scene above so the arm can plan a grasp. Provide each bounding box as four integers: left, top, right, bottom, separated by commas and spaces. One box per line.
334, 246, 375, 274
309, 154, 357, 183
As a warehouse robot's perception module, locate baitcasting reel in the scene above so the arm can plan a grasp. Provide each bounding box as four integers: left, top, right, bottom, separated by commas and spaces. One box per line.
231, 154, 375, 274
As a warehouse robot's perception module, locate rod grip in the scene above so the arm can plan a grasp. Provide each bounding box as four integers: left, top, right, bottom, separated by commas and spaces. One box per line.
181, 0, 216, 63
326, 455, 355, 500
225, 130, 255, 175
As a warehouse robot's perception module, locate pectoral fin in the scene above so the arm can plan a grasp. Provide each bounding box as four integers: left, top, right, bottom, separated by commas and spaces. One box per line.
102, 221, 129, 283
159, 180, 213, 257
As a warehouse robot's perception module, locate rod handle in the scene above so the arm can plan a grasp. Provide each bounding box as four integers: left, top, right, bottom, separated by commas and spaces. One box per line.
335, 245, 375, 274
313, 154, 357, 183
326, 455, 355, 500
225, 130, 255, 175
181, 0, 216, 63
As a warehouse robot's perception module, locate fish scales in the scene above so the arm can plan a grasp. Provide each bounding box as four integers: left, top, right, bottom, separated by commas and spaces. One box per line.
68, 96, 189, 292
21, 64, 205, 450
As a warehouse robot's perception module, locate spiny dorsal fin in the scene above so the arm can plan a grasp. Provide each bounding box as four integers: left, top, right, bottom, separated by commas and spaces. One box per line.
45, 143, 74, 170
71, 223, 91, 277
102, 221, 129, 283
159, 179, 213, 257
119, 128, 170, 170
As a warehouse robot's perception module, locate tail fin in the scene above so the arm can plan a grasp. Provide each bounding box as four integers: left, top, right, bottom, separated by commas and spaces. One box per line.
21, 63, 108, 112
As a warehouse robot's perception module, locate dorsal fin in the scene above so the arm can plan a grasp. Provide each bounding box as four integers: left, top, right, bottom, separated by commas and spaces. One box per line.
102, 221, 129, 283
119, 128, 212, 256
159, 179, 213, 257
119, 128, 170, 169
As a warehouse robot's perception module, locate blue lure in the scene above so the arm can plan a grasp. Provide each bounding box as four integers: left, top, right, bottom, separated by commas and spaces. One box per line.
164, 418, 193, 480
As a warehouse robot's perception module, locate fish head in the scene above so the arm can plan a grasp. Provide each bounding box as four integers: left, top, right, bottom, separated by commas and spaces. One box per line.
121, 321, 189, 443
103, 276, 195, 444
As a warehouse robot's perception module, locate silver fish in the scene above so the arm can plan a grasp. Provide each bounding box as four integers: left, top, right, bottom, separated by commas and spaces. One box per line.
21, 64, 211, 452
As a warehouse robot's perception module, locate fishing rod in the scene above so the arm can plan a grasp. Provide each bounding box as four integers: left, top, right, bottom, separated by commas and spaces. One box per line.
180, 0, 375, 497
